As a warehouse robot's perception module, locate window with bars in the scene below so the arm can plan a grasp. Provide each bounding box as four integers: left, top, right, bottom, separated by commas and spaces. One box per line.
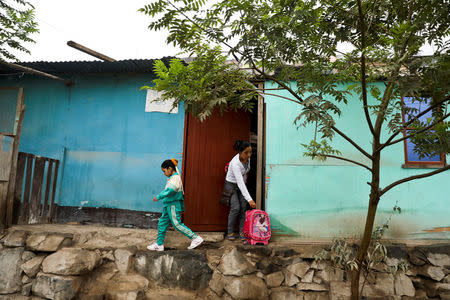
402, 97, 446, 167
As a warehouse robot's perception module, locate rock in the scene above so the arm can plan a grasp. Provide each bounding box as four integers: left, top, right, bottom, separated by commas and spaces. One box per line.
329, 281, 351, 300
0, 247, 24, 294
104, 273, 149, 300
444, 274, 450, 283
26, 233, 70, 252
424, 281, 450, 298
310, 261, 328, 270
236, 244, 273, 262
386, 257, 400, 267
102, 250, 115, 262
224, 275, 268, 300
303, 292, 329, 300
22, 250, 36, 261
386, 244, 408, 259
22, 275, 31, 284
394, 273, 415, 296
256, 271, 265, 278
257, 257, 282, 274
297, 283, 328, 292
134, 250, 212, 290
418, 265, 445, 281
42, 248, 100, 275
209, 270, 227, 296
362, 272, 395, 297
315, 266, 344, 284
105, 290, 143, 300
409, 247, 428, 266
0, 295, 30, 300
414, 289, 428, 298
2, 231, 28, 247
427, 253, 450, 267
218, 247, 256, 276
206, 249, 223, 268
21, 255, 45, 278
270, 287, 304, 300
78, 262, 118, 299
32, 272, 83, 300
287, 261, 310, 278
282, 268, 299, 287
114, 247, 136, 274
273, 248, 300, 258
301, 269, 314, 283
21, 282, 32, 296
273, 256, 303, 267
409, 244, 450, 266
267, 271, 285, 288
312, 276, 322, 284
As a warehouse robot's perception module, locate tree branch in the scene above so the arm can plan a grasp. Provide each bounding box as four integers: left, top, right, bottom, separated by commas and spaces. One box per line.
255, 91, 302, 105
357, 0, 375, 136
244, 54, 305, 104
383, 113, 450, 147
379, 97, 450, 151
331, 126, 373, 159
321, 154, 372, 171
380, 165, 450, 196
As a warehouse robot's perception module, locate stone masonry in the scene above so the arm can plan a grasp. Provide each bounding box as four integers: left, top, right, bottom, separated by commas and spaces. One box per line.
1, 227, 450, 299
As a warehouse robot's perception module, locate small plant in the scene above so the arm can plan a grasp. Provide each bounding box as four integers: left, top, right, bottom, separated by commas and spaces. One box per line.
386, 259, 410, 277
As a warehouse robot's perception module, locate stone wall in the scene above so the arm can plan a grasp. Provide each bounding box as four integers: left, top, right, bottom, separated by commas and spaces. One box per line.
1, 228, 449, 300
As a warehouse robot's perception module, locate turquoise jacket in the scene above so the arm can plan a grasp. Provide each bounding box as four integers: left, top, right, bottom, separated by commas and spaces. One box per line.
156, 173, 185, 211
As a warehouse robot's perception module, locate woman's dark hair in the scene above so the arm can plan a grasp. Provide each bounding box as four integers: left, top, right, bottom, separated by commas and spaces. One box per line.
161, 159, 178, 170
233, 140, 251, 153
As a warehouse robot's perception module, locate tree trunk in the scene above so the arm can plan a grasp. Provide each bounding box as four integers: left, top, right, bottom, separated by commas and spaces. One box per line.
350, 151, 380, 299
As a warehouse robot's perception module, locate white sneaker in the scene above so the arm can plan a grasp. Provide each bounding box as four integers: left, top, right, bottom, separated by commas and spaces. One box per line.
188, 235, 204, 250
147, 242, 164, 251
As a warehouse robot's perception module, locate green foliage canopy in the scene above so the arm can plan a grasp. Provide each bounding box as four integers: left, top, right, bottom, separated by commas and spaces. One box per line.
0, 0, 38, 61
140, 0, 449, 160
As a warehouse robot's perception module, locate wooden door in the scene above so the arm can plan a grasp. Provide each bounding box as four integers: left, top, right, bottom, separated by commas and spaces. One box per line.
183, 110, 250, 231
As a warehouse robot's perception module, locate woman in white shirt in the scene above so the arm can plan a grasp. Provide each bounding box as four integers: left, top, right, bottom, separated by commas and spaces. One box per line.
224, 140, 257, 240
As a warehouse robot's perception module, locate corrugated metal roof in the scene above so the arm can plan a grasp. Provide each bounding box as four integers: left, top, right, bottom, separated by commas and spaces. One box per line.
0, 57, 176, 75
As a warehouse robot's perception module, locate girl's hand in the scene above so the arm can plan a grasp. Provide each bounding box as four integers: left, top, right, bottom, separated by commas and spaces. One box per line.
249, 200, 256, 208
153, 197, 158, 202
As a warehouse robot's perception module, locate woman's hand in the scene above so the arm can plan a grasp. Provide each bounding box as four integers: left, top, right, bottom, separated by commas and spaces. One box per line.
153, 197, 158, 202
249, 200, 256, 209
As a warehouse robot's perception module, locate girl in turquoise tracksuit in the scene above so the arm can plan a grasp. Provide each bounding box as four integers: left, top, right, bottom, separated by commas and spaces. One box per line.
147, 159, 203, 251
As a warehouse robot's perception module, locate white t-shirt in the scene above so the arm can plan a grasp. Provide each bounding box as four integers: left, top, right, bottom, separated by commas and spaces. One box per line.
225, 154, 252, 202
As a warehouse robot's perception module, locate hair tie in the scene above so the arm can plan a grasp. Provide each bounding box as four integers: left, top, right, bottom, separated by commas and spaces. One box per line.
171, 158, 178, 166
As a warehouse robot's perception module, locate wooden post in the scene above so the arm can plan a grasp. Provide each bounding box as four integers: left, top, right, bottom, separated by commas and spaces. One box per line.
0, 62, 72, 85
20, 154, 34, 224
6, 88, 25, 227
67, 41, 116, 62
41, 160, 53, 223
256, 82, 264, 210
29, 157, 45, 224
47, 160, 59, 223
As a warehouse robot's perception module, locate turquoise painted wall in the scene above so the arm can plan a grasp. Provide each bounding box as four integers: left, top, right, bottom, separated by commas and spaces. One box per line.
0, 74, 185, 213
265, 81, 449, 239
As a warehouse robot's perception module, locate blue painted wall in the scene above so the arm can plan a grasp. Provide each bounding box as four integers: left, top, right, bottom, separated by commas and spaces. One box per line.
0, 73, 185, 213
264, 81, 450, 239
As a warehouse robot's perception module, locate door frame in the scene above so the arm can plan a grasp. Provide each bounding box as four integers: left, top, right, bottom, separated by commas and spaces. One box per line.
181, 83, 266, 219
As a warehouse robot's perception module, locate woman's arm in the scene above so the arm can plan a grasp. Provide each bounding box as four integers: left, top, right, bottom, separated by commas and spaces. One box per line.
230, 162, 253, 202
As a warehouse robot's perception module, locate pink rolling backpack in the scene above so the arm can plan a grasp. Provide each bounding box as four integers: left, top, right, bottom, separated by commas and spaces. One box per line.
242, 209, 271, 245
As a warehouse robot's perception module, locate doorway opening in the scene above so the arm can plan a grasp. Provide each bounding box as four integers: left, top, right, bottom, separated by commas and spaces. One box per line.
182, 90, 265, 231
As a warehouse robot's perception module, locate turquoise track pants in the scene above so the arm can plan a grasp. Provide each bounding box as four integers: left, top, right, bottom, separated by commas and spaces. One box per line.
156, 202, 196, 246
